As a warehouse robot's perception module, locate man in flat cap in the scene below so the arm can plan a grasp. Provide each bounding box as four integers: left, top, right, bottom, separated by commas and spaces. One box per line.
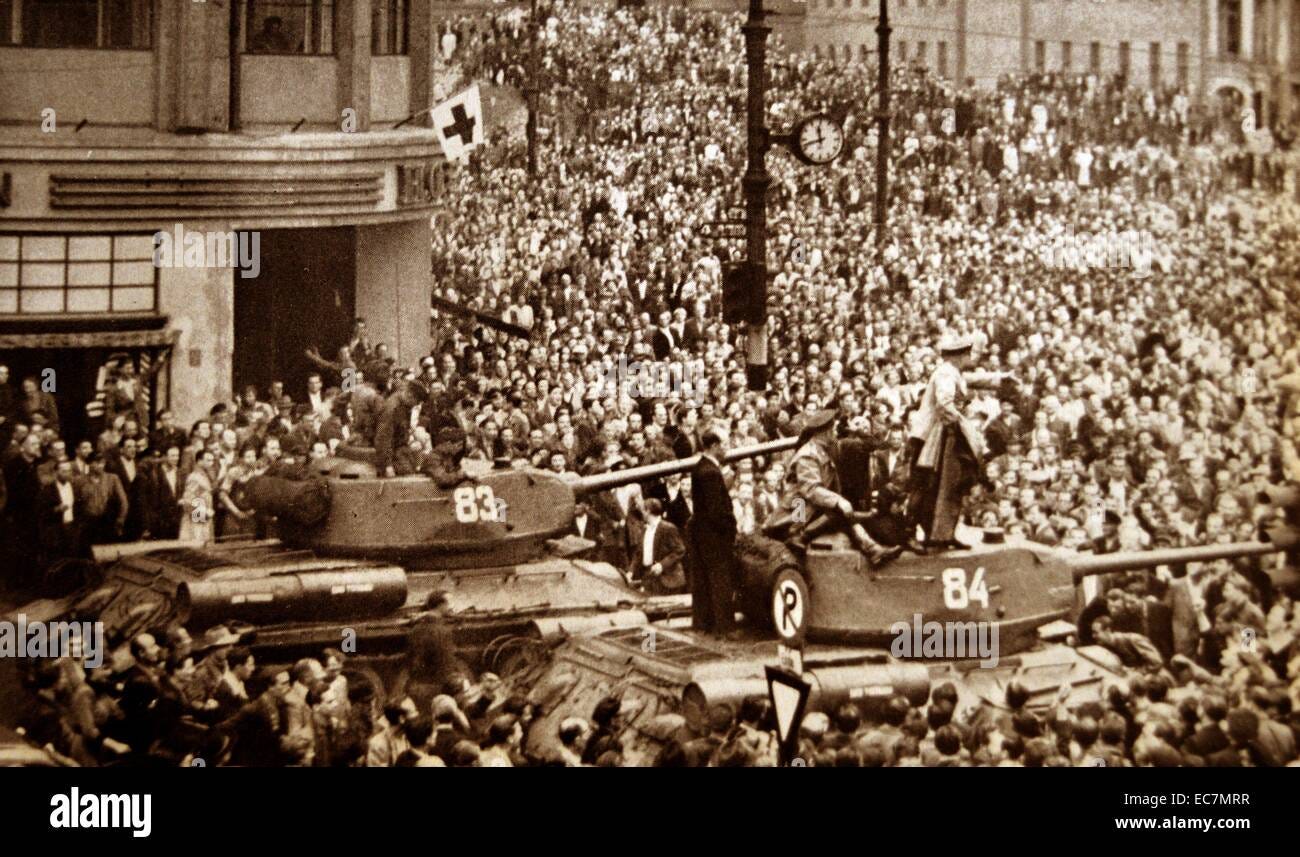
772, 409, 902, 566
907, 334, 1010, 550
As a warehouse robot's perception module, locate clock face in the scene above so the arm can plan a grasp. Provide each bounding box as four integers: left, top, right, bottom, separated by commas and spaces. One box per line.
795, 115, 844, 165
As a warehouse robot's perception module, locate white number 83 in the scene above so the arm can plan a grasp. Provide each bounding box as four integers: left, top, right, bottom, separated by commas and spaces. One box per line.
453, 484, 500, 523
942, 567, 989, 610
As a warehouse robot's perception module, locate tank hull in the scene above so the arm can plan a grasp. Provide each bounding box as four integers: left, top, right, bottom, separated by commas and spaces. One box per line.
515, 624, 1130, 765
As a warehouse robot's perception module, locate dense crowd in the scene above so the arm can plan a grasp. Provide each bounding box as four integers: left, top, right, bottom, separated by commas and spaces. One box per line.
3, 5, 1299, 765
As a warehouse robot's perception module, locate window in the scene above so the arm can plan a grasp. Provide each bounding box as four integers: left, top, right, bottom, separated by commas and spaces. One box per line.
1149, 41, 1161, 84
371, 0, 407, 56
937, 41, 948, 77
897, 40, 907, 62
859, 43, 870, 62
1177, 41, 1190, 87
1061, 41, 1072, 71
1090, 41, 1101, 73
0, 235, 157, 316
1119, 41, 1130, 79
1034, 40, 1045, 71
0, 0, 152, 49
917, 41, 926, 64
244, 0, 335, 55
1219, 0, 1241, 56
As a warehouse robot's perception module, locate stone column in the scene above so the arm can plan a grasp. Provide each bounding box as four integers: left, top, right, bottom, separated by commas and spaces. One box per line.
956, 0, 968, 83
409, 0, 439, 127
337, 0, 372, 131
156, 0, 216, 132
1019, 0, 1031, 73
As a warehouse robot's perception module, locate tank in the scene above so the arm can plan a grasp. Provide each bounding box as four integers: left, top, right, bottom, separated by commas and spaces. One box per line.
1, 439, 797, 714
514, 530, 1291, 763
735, 530, 1284, 649
280, 437, 798, 568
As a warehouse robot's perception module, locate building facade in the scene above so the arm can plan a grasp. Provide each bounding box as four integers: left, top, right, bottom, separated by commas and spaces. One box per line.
804, 0, 1299, 127
1, 0, 450, 435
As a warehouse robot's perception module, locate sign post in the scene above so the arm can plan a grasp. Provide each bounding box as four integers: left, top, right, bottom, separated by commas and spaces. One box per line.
765, 665, 811, 767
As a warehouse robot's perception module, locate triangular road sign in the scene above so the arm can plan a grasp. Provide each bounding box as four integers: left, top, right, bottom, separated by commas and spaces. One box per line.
765, 665, 811, 766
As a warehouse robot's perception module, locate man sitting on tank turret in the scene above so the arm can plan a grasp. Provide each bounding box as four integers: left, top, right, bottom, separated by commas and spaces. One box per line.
423, 426, 473, 489
766, 410, 903, 567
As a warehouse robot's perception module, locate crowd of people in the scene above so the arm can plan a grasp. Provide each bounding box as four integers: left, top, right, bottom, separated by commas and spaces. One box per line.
12, 605, 1298, 767
3, 5, 1300, 765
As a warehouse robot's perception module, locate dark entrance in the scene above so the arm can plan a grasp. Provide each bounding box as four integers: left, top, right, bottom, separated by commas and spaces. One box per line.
233, 227, 356, 401
0, 345, 171, 446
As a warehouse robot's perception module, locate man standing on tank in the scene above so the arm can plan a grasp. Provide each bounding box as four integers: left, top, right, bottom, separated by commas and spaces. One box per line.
687, 431, 740, 635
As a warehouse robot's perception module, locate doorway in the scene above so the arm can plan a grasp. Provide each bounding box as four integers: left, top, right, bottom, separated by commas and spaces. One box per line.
233, 227, 356, 401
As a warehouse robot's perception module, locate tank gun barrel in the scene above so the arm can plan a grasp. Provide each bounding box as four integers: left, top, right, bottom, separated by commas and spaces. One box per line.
1068, 541, 1281, 581
574, 437, 798, 495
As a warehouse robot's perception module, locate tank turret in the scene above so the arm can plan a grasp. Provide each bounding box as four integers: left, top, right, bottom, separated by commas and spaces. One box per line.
276, 437, 798, 568
739, 529, 1287, 654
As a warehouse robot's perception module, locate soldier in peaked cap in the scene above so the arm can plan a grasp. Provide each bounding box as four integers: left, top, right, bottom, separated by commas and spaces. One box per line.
907, 333, 1011, 550
767, 409, 902, 566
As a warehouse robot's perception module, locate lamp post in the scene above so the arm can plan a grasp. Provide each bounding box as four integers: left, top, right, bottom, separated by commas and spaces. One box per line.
741, 0, 771, 391
526, 0, 539, 177
874, 0, 891, 248
732, 0, 846, 390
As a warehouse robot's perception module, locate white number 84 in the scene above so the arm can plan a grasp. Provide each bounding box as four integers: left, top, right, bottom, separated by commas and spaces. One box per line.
453, 484, 500, 523
942, 567, 989, 610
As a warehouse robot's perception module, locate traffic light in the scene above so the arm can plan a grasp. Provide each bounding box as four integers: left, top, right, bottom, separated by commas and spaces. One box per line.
721, 261, 767, 326
722, 261, 752, 325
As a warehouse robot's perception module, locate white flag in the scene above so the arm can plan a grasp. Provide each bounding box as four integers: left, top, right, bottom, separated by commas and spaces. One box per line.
431, 84, 484, 163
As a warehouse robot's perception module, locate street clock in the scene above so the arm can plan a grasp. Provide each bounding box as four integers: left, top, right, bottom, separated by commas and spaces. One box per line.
789, 114, 844, 165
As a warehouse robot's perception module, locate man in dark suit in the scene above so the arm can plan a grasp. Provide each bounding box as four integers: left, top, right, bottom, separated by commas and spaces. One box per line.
39, 459, 83, 561
687, 431, 739, 633
869, 425, 911, 504
626, 498, 686, 594
108, 437, 145, 541
147, 445, 185, 539
660, 473, 693, 531
651, 311, 676, 361
2, 431, 43, 589
1174, 457, 1215, 519
149, 410, 187, 456
982, 401, 1019, 460
682, 304, 707, 353
564, 500, 609, 562
669, 409, 700, 459
569, 500, 607, 543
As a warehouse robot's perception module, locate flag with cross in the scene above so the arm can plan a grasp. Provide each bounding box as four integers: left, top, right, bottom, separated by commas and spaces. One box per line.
431, 84, 485, 164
